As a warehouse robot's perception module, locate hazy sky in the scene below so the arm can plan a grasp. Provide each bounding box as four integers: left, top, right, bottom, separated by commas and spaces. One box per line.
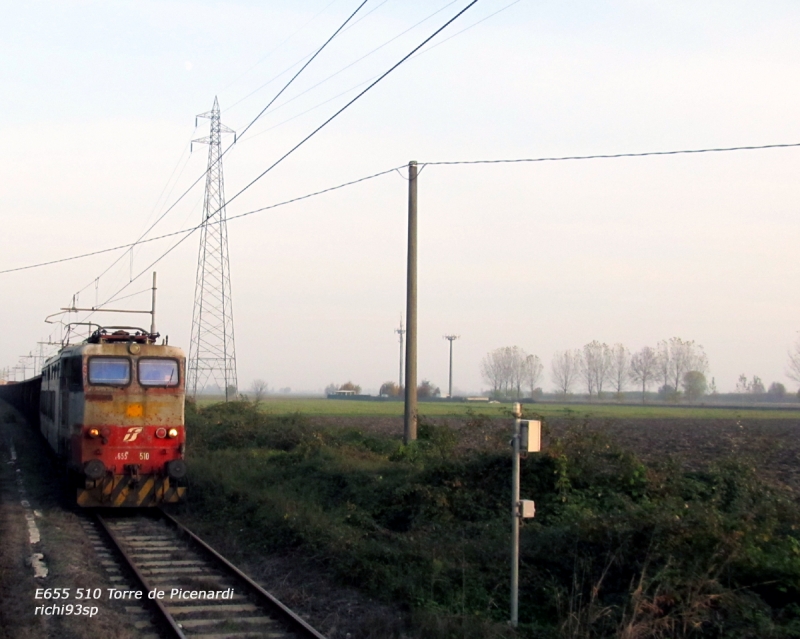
2, 1, 799, 394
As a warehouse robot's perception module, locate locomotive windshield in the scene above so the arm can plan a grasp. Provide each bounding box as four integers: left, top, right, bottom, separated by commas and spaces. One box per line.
88, 357, 131, 385
139, 359, 179, 387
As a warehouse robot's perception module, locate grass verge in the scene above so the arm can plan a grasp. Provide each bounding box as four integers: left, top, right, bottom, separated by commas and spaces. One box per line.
183, 400, 800, 638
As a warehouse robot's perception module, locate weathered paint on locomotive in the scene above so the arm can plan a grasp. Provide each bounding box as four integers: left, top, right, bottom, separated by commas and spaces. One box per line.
40, 341, 187, 507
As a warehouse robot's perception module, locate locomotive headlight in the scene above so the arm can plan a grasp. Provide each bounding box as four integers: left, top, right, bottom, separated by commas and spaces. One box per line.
88, 428, 101, 438
155, 428, 167, 439
168, 428, 179, 438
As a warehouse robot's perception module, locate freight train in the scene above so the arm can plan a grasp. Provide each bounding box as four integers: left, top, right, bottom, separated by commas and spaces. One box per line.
0, 327, 186, 507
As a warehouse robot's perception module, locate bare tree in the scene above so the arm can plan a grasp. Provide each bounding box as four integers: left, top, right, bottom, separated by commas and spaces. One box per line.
250, 379, 268, 404
656, 340, 672, 392
481, 346, 528, 398
669, 338, 708, 392
580, 341, 611, 398
551, 349, 580, 395
608, 343, 630, 395
735, 374, 750, 394
629, 346, 657, 400
788, 337, 800, 386
655, 338, 708, 396
481, 348, 507, 395
524, 354, 544, 398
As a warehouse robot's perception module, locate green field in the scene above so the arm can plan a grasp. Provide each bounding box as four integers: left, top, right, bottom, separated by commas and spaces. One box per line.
198, 396, 800, 420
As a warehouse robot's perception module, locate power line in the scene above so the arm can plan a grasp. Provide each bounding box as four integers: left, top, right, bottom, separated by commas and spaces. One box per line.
0, 165, 402, 276
5, 139, 800, 278
219, 0, 342, 95
422, 142, 800, 166
218, 0, 482, 215
238, 0, 537, 144
224, 0, 394, 114
69, 0, 370, 311
236, 0, 460, 137
74, 0, 482, 311
237, 0, 370, 141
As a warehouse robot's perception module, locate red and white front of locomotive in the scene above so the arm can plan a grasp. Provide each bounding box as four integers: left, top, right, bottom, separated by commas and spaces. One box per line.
76, 343, 186, 487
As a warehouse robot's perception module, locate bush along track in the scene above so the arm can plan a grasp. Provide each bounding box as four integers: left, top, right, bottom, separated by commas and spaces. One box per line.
182, 401, 800, 639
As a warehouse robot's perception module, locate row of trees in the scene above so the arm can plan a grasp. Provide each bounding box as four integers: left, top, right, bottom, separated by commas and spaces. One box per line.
323, 380, 442, 398
378, 380, 441, 398
482, 338, 710, 399
551, 338, 709, 398
480, 346, 543, 398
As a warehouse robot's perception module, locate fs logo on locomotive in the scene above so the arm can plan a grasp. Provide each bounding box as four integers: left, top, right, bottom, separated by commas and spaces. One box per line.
122, 427, 144, 443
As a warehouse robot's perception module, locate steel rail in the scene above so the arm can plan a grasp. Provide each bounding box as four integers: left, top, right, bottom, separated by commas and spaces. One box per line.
95, 513, 188, 639
158, 509, 328, 639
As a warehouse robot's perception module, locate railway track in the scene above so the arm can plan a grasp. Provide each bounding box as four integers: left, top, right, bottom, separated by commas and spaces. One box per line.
91, 510, 327, 639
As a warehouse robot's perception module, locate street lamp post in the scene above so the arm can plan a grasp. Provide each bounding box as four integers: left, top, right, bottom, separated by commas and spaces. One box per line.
443, 335, 459, 398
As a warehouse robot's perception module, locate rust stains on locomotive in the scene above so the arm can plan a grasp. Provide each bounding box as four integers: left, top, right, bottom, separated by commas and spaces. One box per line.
39, 329, 188, 507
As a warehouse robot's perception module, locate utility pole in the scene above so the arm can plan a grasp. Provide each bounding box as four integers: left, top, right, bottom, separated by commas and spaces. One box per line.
395, 318, 405, 389
187, 97, 238, 401
510, 404, 541, 627
443, 335, 459, 398
403, 160, 418, 445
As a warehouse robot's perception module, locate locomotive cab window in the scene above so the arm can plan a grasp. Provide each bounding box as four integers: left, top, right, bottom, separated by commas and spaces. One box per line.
64, 356, 83, 391
139, 359, 179, 387
88, 357, 130, 386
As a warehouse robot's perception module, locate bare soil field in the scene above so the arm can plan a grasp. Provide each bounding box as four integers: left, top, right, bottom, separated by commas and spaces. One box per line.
306, 412, 800, 493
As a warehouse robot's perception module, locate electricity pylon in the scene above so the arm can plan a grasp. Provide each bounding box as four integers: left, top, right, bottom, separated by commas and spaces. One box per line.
187, 97, 238, 400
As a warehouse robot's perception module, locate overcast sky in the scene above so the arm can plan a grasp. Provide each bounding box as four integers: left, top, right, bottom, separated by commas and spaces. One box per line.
2, 0, 799, 394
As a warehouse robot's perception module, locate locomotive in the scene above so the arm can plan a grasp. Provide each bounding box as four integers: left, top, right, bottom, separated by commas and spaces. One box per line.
7, 326, 187, 507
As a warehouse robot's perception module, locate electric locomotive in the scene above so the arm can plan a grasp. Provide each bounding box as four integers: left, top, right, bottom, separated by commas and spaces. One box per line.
39, 327, 186, 507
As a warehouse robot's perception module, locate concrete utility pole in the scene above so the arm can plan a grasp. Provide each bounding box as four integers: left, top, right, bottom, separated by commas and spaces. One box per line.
403, 161, 418, 445
395, 318, 406, 389
443, 335, 459, 398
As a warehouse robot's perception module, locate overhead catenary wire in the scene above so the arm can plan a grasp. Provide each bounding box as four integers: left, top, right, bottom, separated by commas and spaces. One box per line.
72, 136, 196, 299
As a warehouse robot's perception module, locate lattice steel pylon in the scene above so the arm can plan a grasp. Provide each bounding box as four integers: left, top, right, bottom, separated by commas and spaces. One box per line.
187, 97, 238, 400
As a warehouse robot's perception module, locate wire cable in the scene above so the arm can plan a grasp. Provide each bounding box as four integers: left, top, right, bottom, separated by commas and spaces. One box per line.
218, 0, 482, 217
224, 0, 393, 114
237, 0, 370, 141
219, 0, 342, 94
5, 140, 800, 278
422, 142, 800, 166
70, 0, 370, 307
0, 165, 403, 276
241, 0, 525, 143
233, 0, 459, 132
